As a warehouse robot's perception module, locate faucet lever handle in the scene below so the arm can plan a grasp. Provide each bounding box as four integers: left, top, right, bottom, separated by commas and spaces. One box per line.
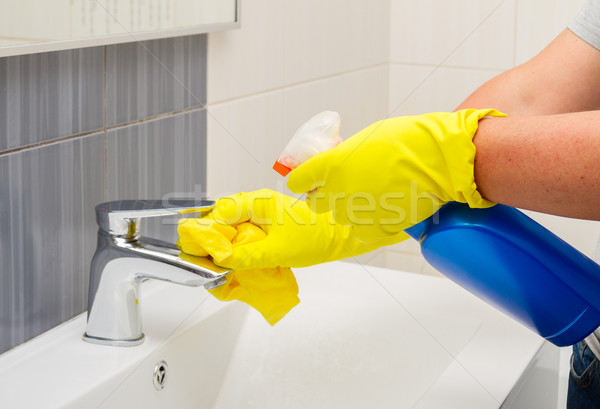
96, 199, 215, 236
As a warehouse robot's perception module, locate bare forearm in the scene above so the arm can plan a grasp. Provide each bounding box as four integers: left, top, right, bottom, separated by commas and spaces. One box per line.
474, 112, 600, 219
455, 29, 600, 218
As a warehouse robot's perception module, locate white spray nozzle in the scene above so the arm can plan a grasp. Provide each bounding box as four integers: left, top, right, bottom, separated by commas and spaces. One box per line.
273, 111, 342, 176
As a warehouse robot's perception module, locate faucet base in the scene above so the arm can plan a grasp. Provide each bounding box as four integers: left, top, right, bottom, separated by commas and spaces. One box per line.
82, 333, 145, 347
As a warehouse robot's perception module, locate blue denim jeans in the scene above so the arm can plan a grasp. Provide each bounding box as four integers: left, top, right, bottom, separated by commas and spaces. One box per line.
568, 340, 600, 408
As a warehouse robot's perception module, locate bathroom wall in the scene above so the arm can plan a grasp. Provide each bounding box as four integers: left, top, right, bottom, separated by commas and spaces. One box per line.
0, 34, 208, 355
204, 0, 391, 197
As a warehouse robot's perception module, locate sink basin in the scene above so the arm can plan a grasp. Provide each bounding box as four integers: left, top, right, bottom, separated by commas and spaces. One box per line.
0, 262, 551, 409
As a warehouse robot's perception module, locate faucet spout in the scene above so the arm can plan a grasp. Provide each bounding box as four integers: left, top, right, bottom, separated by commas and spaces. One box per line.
83, 200, 230, 346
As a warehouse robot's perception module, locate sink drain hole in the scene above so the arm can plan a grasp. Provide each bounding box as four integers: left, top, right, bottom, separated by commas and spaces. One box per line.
153, 360, 168, 390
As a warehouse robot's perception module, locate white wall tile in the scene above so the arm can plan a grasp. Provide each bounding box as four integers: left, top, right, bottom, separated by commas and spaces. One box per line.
389, 0, 516, 70
207, 65, 389, 197
341, 247, 385, 267
208, 0, 389, 104
351, 247, 425, 274
283, 65, 390, 142
387, 237, 422, 254
356, 249, 387, 269
207, 0, 285, 103
383, 251, 425, 273
522, 210, 600, 257
343, 240, 428, 271
420, 262, 445, 278
282, 0, 390, 85
515, 0, 588, 65
388, 63, 502, 116
206, 91, 286, 196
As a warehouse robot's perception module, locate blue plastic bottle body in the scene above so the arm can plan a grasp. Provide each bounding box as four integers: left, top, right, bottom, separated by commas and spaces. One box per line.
405, 203, 600, 347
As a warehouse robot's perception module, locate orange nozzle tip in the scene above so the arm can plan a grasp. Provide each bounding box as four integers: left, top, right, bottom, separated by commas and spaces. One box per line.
273, 161, 291, 177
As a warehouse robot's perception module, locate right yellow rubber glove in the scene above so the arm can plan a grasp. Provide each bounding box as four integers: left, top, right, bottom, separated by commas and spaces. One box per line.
288, 109, 506, 242
178, 189, 407, 270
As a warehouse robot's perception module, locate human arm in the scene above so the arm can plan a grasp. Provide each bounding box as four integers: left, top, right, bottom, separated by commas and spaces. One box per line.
473, 112, 600, 219
180, 109, 503, 269
456, 29, 600, 218
456, 29, 600, 116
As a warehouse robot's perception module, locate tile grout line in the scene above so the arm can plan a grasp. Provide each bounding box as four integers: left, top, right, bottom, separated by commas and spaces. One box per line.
388, 60, 509, 73
0, 105, 207, 157
385, 1, 392, 116
385, 62, 391, 118
104, 45, 108, 201
104, 105, 206, 130
204, 59, 507, 111
513, 0, 519, 67
0, 130, 110, 156
205, 62, 390, 107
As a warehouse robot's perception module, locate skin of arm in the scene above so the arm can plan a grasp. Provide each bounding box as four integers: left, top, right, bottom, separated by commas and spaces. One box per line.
455, 29, 600, 219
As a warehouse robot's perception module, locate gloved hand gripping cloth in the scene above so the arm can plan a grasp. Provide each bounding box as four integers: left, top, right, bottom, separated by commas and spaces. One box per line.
178, 191, 404, 324
179, 189, 406, 271
178, 217, 300, 325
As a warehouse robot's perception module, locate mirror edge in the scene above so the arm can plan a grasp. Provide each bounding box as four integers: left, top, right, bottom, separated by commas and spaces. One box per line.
0, 0, 240, 58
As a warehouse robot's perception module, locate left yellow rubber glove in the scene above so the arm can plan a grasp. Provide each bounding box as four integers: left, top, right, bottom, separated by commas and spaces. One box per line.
178, 220, 299, 325
287, 109, 506, 242
179, 189, 408, 270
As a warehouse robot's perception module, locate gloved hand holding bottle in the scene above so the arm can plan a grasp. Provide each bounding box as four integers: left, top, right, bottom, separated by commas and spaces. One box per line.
180, 108, 506, 270
287, 108, 506, 242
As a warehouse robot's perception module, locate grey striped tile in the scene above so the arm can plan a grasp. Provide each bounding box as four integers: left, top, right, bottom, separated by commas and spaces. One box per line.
0, 132, 105, 355
106, 35, 207, 127
0, 47, 105, 152
107, 109, 207, 242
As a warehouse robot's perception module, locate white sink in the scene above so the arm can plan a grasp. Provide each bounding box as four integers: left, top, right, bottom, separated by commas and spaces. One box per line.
0, 262, 553, 409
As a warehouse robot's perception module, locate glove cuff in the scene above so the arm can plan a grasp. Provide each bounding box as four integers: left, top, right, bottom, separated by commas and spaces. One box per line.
452, 108, 507, 208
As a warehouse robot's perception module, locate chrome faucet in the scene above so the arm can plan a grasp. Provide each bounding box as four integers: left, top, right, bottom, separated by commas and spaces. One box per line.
83, 199, 231, 347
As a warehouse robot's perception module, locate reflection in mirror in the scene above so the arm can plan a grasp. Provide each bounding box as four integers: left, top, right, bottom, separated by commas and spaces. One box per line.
0, 0, 238, 53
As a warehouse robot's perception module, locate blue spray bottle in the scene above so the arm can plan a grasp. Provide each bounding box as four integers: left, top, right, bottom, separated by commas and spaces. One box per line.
405, 203, 600, 347
275, 111, 600, 347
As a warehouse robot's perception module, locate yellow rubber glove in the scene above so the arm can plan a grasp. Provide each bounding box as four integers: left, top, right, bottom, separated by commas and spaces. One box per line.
179, 189, 407, 270
287, 109, 506, 242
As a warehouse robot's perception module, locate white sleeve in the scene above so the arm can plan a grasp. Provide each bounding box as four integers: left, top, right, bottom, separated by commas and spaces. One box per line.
569, 0, 600, 51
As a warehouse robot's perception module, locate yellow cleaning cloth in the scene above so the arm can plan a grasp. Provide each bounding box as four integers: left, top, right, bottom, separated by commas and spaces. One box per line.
178, 218, 299, 325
